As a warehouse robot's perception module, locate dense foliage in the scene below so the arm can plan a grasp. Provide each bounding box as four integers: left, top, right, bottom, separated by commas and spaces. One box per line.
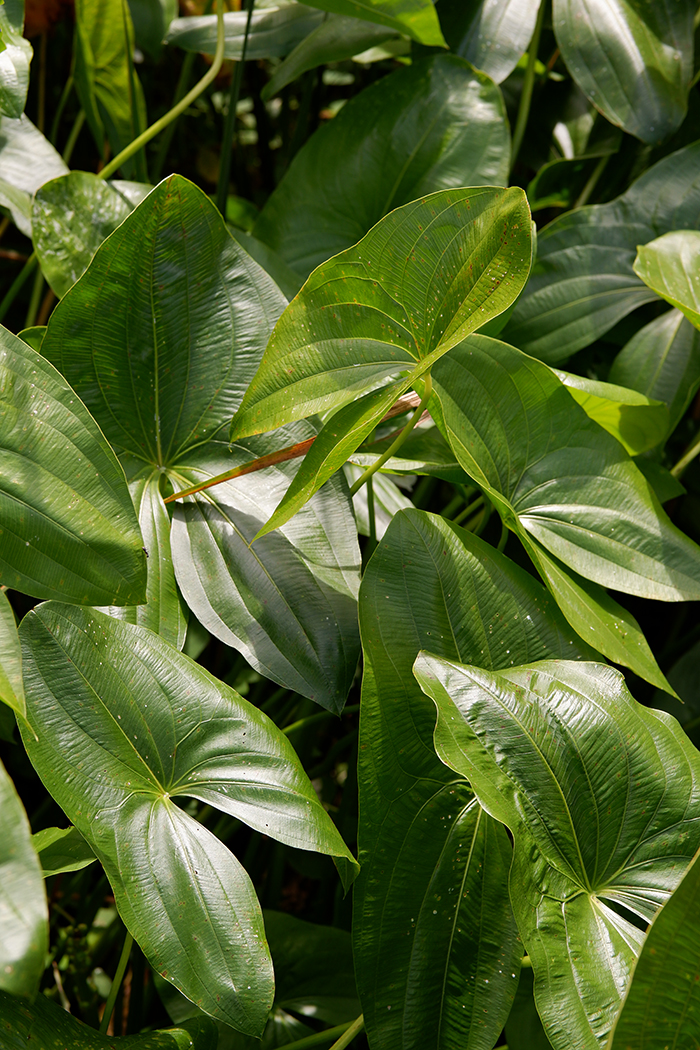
2, 2, 700, 1048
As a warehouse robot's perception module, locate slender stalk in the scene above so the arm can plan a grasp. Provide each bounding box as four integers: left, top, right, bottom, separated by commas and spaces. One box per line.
152, 51, 196, 182
37, 34, 47, 134
50, 75, 74, 145
62, 110, 85, 165
24, 266, 45, 329
280, 1015, 364, 1050
99, 930, 133, 1035
0, 253, 38, 324
574, 153, 609, 209
510, 0, 547, 168
497, 518, 509, 552
329, 1015, 364, 1050
367, 476, 377, 547
283, 704, 359, 736
453, 495, 484, 527
216, 0, 256, 215
671, 429, 700, 479
349, 375, 433, 497
99, 0, 226, 182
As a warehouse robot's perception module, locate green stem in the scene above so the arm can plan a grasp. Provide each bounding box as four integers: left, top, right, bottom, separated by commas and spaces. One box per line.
496, 518, 509, 553
280, 1015, 364, 1050
0, 252, 37, 324
99, 0, 226, 182
453, 495, 484, 527
283, 705, 359, 736
99, 930, 133, 1035
152, 51, 196, 183
24, 265, 45, 329
349, 375, 432, 497
574, 153, 609, 209
329, 1015, 364, 1050
671, 429, 700, 479
510, 0, 547, 168
216, 0, 256, 215
62, 109, 85, 165
49, 75, 74, 146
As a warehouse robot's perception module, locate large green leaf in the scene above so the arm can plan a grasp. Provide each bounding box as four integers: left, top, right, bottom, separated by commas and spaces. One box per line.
552, 0, 693, 145
0, 114, 68, 237
74, 0, 147, 172
438, 0, 540, 84
415, 655, 700, 1050
634, 230, 700, 330
609, 308, 700, 436
298, 0, 444, 45
0, 588, 23, 721
0, 989, 217, 1050
504, 140, 700, 363
254, 55, 510, 280
355, 509, 594, 1050
169, 431, 360, 714
607, 846, 700, 1048
430, 334, 700, 601
0, 326, 147, 605
165, 4, 325, 60
0, 758, 48, 997
0, 0, 32, 118
19, 604, 358, 1034
32, 171, 141, 298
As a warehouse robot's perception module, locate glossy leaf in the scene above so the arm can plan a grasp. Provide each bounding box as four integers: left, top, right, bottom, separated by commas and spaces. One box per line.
254, 55, 511, 280
438, 0, 540, 84
32, 171, 139, 298
504, 140, 700, 363
32, 826, 97, 878
0, 0, 32, 119
0, 989, 217, 1049
74, 0, 147, 168
0, 758, 48, 997
97, 469, 188, 651
431, 334, 700, 601
608, 845, 700, 1049
415, 655, 700, 1050
553, 369, 669, 455
0, 114, 68, 237
0, 326, 147, 605
19, 604, 357, 1033
128, 0, 178, 60
634, 230, 700, 330
0, 587, 23, 721
170, 431, 360, 713
355, 509, 593, 1050
552, 0, 693, 145
262, 14, 397, 100
609, 308, 700, 435
299, 0, 445, 45
165, 4, 325, 60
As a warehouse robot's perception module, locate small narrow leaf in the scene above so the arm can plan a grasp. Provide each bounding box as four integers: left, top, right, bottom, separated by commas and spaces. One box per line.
31, 826, 97, 878
300, 0, 445, 46
0, 588, 24, 721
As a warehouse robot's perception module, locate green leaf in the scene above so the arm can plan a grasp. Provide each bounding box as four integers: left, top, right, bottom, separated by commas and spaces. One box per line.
0, 0, 32, 118
32, 172, 139, 298
552, 0, 693, 145
169, 431, 360, 713
355, 509, 594, 1050
608, 845, 700, 1049
74, 0, 148, 173
31, 826, 97, 878
17, 325, 45, 352
552, 369, 670, 455
254, 55, 510, 280
128, 0, 178, 60
19, 604, 358, 1033
228, 228, 302, 301
504, 140, 700, 364
519, 531, 676, 694
97, 469, 188, 651
609, 308, 700, 436
42, 175, 287, 465
261, 14, 397, 100
0, 114, 68, 237
297, 0, 445, 46
0, 988, 217, 1049
0, 758, 48, 997
0, 587, 23, 721
634, 230, 700, 330
165, 4, 326, 60
438, 0, 540, 84
415, 655, 700, 1050
348, 421, 468, 483
0, 326, 147, 605
430, 334, 700, 601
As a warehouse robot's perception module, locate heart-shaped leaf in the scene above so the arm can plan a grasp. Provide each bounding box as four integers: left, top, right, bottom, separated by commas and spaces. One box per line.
415, 655, 700, 1050
355, 509, 593, 1050
634, 230, 700, 330
19, 603, 358, 1033
0, 758, 48, 998
504, 140, 700, 363
254, 55, 510, 280
0, 325, 146, 605
0, 0, 33, 119
552, 0, 693, 145
0, 588, 24, 721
